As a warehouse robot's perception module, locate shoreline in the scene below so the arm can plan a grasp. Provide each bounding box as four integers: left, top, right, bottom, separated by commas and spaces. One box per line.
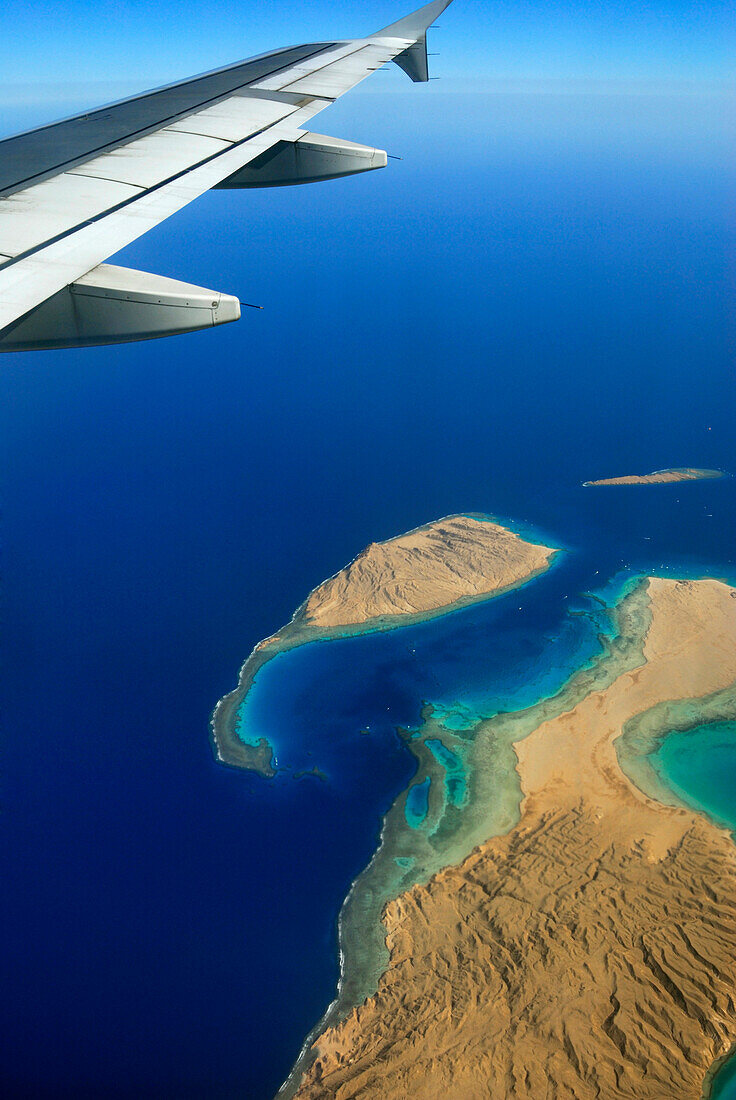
703, 1044, 736, 1100
210, 514, 560, 776
279, 577, 656, 1097
615, 685, 736, 1100
617, 688, 736, 828
291, 575, 736, 1098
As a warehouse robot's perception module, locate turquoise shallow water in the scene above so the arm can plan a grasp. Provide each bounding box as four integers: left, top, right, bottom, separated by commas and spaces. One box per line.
652, 723, 736, 1098
712, 1054, 736, 1100
405, 778, 431, 828
425, 738, 466, 806
711, 1019, 736, 1093
652, 722, 736, 831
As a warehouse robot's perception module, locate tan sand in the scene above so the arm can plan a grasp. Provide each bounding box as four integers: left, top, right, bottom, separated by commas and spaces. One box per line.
584, 467, 724, 486
293, 578, 736, 1099
298, 515, 556, 629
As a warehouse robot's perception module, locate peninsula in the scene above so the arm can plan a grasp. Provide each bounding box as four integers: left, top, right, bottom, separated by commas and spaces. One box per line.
291, 577, 736, 1099
584, 467, 725, 486
211, 515, 557, 775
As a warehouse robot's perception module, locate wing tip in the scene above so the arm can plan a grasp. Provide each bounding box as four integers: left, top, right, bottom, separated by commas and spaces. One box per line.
374, 0, 454, 42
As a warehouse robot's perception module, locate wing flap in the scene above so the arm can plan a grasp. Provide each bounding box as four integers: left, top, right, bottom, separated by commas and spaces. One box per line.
0, 100, 318, 269
165, 96, 300, 143
66, 130, 231, 190
0, 173, 142, 258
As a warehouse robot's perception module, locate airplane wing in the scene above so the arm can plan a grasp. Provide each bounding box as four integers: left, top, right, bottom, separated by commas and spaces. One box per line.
0, 0, 454, 352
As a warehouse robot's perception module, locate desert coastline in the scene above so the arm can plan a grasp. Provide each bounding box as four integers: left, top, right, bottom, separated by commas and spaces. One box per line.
703, 1043, 736, 1100
618, 680, 736, 827
279, 578, 651, 1098
214, 513, 736, 1098
211, 514, 559, 776
292, 576, 736, 1099
279, 574, 648, 1096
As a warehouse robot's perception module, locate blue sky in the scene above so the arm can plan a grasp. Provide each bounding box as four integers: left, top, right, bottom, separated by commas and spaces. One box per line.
1, 0, 734, 129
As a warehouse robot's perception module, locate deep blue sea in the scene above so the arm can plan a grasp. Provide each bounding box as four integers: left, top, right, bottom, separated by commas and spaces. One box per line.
2, 90, 735, 1097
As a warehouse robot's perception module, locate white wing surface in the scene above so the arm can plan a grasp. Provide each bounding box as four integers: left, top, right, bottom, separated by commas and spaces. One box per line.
0, 0, 454, 352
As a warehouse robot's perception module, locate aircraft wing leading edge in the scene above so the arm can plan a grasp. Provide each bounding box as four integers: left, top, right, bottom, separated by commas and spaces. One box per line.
0, 0, 454, 352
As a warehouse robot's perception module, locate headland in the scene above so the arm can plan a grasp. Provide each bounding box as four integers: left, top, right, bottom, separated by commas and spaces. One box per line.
291, 577, 736, 1099
583, 467, 726, 486
211, 515, 558, 775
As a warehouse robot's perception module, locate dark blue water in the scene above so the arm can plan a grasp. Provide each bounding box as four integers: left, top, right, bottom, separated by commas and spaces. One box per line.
2, 91, 735, 1097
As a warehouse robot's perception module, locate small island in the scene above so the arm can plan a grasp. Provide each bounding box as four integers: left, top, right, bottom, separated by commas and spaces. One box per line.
583, 467, 726, 487
211, 515, 558, 775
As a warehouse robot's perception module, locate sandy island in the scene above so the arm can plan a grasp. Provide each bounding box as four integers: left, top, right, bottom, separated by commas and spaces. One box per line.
583, 467, 725, 487
211, 515, 557, 776
290, 577, 736, 1099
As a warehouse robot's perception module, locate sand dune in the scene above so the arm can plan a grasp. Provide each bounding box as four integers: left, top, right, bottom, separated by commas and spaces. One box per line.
294, 579, 736, 1099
